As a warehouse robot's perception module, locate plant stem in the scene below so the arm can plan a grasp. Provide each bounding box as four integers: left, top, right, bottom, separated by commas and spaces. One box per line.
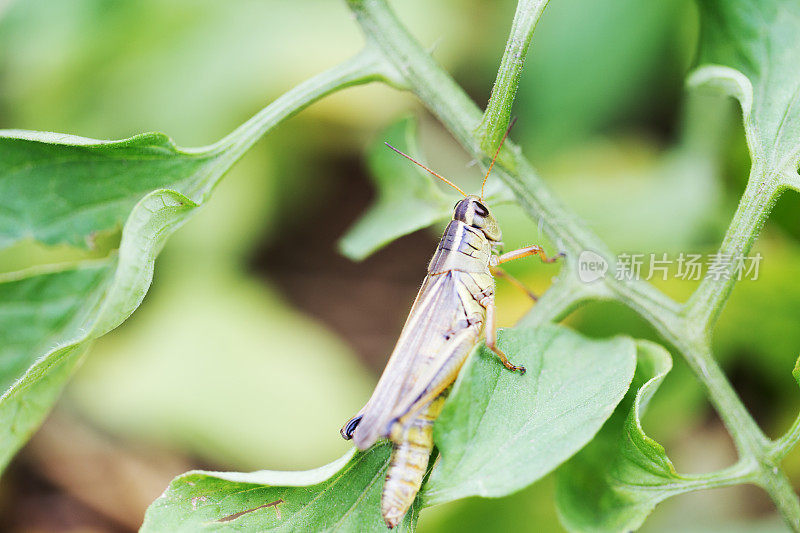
205, 46, 396, 166
759, 468, 800, 532
348, 2, 610, 258
678, 341, 770, 455
686, 166, 782, 331
771, 412, 800, 462
181, 46, 399, 203
475, 0, 550, 152
681, 458, 759, 491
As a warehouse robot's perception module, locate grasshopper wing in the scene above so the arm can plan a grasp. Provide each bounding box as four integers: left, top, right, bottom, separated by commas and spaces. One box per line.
347, 271, 481, 450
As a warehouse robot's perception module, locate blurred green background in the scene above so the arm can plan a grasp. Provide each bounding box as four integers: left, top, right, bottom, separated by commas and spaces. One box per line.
0, 0, 798, 531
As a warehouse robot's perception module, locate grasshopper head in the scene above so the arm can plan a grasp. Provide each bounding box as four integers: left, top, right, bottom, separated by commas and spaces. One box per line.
453, 196, 501, 241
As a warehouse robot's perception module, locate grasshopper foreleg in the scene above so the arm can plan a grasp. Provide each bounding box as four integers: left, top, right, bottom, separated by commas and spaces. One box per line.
481, 295, 526, 374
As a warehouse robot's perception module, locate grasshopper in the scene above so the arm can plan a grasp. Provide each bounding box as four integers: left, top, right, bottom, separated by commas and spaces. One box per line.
341, 121, 562, 528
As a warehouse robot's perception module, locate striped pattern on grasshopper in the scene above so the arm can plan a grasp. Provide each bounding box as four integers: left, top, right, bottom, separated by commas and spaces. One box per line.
341, 124, 561, 529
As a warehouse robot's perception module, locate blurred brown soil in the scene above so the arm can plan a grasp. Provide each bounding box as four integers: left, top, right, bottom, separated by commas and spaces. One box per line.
1, 412, 194, 533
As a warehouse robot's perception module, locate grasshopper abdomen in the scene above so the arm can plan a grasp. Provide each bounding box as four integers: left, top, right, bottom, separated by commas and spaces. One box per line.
381, 395, 446, 529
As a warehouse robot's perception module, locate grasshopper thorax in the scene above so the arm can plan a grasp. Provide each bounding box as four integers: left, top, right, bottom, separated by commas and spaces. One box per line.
453, 195, 501, 242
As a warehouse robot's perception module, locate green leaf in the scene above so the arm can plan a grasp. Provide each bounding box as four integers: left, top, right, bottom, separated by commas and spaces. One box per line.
0, 51, 384, 472
0, 190, 195, 471
0, 262, 111, 394
555, 341, 751, 532
555, 340, 674, 531
422, 324, 637, 505
143, 324, 635, 530
0, 262, 104, 470
338, 116, 513, 261
141, 444, 417, 532
690, 0, 800, 178
0, 131, 218, 249
338, 116, 454, 261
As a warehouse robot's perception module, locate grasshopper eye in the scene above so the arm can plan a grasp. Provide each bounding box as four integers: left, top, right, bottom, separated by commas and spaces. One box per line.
473, 201, 488, 217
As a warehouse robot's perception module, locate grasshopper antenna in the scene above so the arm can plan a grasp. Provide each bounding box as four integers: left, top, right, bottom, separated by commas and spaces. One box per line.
384, 142, 467, 197
480, 116, 518, 199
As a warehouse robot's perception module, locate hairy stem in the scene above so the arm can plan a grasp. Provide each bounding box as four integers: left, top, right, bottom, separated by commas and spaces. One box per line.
680, 458, 759, 491
208, 46, 396, 160
475, 0, 550, 152
759, 468, 800, 532
770, 412, 800, 463
679, 341, 770, 455
177, 46, 398, 202
686, 166, 782, 331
